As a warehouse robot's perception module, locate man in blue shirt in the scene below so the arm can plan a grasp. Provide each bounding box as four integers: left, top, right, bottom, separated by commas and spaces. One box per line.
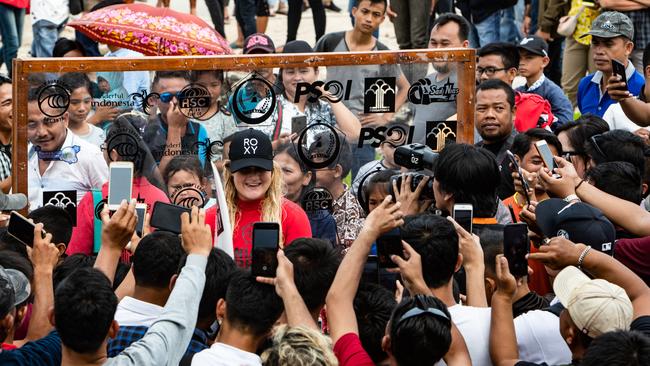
577, 11, 644, 117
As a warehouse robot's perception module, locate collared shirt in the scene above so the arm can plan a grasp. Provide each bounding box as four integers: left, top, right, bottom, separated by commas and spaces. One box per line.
28, 129, 109, 210
114, 296, 164, 327
526, 74, 546, 92
143, 114, 210, 167
0, 142, 11, 181
108, 325, 209, 358
577, 60, 644, 117
332, 185, 365, 252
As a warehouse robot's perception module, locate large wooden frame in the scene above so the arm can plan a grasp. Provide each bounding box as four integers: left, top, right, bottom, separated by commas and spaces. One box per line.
12, 48, 476, 196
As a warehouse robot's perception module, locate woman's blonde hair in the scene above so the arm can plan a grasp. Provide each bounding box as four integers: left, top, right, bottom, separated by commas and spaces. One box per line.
261, 325, 338, 366
224, 161, 284, 246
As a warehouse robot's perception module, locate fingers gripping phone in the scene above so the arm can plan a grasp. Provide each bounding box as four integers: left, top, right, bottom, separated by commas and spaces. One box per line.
534, 140, 556, 172
252, 222, 280, 277
8, 211, 46, 247
150, 202, 191, 234
376, 228, 403, 268
291, 115, 307, 134
506, 150, 531, 207
504, 223, 530, 277
611, 59, 628, 91
135, 204, 147, 236
108, 162, 134, 211
453, 204, 473, 233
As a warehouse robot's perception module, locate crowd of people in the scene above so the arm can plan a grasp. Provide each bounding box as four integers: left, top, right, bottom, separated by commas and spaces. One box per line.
0, 0, 650, 365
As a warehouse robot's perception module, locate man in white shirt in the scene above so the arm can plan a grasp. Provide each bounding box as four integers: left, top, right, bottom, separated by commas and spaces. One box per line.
30, 0, 69, 57
27, 85, 108, 210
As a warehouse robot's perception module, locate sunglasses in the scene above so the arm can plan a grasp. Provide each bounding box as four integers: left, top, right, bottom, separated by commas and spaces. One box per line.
159, 91, 183, 103
589, 134, 607, 160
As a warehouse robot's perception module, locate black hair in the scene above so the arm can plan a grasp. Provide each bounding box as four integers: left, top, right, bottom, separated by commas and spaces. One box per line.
52, 38, 86, 58
510, 128, 563, 158
54, 267, 118, 353
283, 238, 341, 312
554, 114, 610, 159
478, 227, 506, 277
178, 248, 236, 321
152, 71, 191, 90
0, 250, 34, 296
401, 214, 459, 288
389, 295, 452, 366
308, 132, 352, 177
586, 129, 648, 177
0, 74, 10, 86
582, 330, 650, 366
586, 161, 643, 204
225, 269, 284, 337
163, 155, 206, 185
276, 142, 316, 203
477, 42, 520, 70
354, 281, 397, 364
356, 0, 388, 11
190, 70, 225, 84
53, 254, 95, 290
58, 72, 92, 95
434, 143, 501, 218
431, 13, 471, 42
28, 205, 73, 246
476, 79, 516, 108
132, 232, 183, 288
360, 168, 398, 214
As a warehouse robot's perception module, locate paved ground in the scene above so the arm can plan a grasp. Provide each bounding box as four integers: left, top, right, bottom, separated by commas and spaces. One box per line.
1, 0, 399, 74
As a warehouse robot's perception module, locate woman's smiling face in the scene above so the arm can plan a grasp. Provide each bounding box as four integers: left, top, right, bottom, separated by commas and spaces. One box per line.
233, 166, 273, 201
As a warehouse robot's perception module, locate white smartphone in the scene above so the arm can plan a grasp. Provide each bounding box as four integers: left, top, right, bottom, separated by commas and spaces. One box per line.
108, 162, 134, 211
453, 204, 473, 233
135, 203, 147, 236
534, 140, 555, 171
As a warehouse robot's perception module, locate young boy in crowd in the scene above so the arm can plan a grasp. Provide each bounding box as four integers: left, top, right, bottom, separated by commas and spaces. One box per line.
58, 72, 106, 147
516, 36, 574, 128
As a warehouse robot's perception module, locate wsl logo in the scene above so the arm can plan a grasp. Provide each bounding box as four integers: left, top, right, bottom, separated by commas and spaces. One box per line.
364, 77, 396, 114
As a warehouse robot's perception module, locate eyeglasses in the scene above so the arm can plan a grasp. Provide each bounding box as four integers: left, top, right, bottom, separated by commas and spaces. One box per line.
476, 67, 507, 77
589, 134, 608, 160
562, 150, 580, 161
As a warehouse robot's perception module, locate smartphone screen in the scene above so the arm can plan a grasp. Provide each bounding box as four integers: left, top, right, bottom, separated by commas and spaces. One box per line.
108, 163, 133, 209
252, 222, 280, 277
376, 228, 403, 268
504, 223, 529, 277
8, 211, 43, 247
453, 204, 473, 233
135, 204, 146, 236
292, 115, 307, 134
611, 59, 628, 91
149, 202, 191, 234
534, 140, 555, 171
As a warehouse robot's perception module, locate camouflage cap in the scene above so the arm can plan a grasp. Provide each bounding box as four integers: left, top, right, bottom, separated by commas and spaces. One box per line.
581, 11, 634, 40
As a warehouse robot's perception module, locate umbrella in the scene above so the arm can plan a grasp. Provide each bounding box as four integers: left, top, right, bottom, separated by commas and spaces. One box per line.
68, 3, 231, 56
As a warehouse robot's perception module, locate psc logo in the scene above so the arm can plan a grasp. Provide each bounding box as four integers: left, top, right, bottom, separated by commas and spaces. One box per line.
37, 81, 70, 118
293, 80, 352, 103
357, 125, 414, 148
301, 187, 333, 213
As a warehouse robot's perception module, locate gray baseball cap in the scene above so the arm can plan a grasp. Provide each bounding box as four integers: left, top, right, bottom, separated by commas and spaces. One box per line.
0, 265, 31, 316
581, 11, 634, 40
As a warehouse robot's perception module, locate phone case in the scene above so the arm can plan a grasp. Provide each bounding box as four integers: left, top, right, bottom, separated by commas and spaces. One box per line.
149, 202, 191, 234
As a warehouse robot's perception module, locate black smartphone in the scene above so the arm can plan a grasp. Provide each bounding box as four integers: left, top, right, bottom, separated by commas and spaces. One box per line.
8, 211, 46, 247
453, 204, 473, 233
376, 228, 403, 268
506, 150, 531, 207
291, 115, 307, 134
504, 223, 529, 277
611, 59, 628, 91
149, 201, 191, 234
252, 222, 280, 277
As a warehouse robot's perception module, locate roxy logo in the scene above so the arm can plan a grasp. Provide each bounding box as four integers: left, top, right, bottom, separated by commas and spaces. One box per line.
243, 138, 258, 155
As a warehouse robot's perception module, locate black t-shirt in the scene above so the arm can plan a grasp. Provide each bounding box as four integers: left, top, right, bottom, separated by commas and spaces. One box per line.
631, 315, 650, 338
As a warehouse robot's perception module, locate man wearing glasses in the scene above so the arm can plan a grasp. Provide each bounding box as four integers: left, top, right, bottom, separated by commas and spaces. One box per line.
143, 71, 210, 173
27, 86, 108, 211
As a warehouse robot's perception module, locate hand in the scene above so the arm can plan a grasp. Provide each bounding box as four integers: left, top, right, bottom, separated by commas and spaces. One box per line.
180, 206, 213, 256
634, 128, 650, 144
363, 196, 404, 239
387, 4, 397, 20
448, 216, 484, 269
535, 30, 553, 42
167, 100, 188, 129
100, 200, 137, 251
30, 224, 59, 271
527, 236, 585, 271
390, 241, 429, 295
256, 250, 298, 299
522, 16, 531, 35
494, 255, 517, 299
519, 201, 543, 236
359, 113, 387, 126
606, 74, 633, 102
127, 213, 151, 254
91, 105, 120, 124
392, 174, 431, 216
395, 280, 404, 303
512, 167, 538, 202
538, 157, 581, 198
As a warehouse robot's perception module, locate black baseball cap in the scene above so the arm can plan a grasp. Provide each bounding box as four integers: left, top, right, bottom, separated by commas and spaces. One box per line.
243, 33, 276, 54
282, 40, 313, 54
518, 35, 549, 57
228, 129, 274, 173
536, 199, 616, 254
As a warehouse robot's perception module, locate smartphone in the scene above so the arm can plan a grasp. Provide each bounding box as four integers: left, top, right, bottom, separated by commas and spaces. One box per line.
611, 59, 628, 91
251, 222, 280, 277
453, 204, 473, 233
506, 150, 531, 207
149, 201, 191, 234
291, 115, 307, 134
7, 211, 46, 247
376, 228, 403, 268
534, 140, 555, 171
504, 223, 529, 277
135, 203, 147, 236
108, 162, 134, 211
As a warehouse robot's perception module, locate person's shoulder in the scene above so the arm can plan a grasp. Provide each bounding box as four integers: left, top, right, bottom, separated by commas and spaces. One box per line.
375, 40, 391, 51
315, 31, 346, 52
0, 331, 62, 366
282, 198, 308, 216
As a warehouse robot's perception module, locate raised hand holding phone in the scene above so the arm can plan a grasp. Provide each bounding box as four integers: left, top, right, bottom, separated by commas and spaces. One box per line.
29, 223, 59, 270
251, 222, 280, 277
362, 196, 404, 240
504, 223, 530, 277
100, 199, 137, 251
8, 211, 45, 247
453, 204, 473, 233
389, 241, 431, 296
180, 206, 213, 257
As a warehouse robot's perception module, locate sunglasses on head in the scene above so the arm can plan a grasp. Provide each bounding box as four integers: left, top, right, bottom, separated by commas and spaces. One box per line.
589, 134, 608, 160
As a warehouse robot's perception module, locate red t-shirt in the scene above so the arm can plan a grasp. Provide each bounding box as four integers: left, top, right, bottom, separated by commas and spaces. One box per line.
206, 197, 312, 268
67, 177, 170, 255
333, 333, 375, 366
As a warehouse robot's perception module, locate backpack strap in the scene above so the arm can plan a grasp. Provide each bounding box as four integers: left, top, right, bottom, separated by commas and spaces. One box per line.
92, 189, 103, 254
179, 353, 195, 366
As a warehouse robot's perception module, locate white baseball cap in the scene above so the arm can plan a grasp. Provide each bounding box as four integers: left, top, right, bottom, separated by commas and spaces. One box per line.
553, 266, 633, 338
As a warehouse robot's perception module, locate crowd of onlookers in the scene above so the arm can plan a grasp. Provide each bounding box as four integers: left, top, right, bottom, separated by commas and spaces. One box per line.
1, 0, 650, 365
